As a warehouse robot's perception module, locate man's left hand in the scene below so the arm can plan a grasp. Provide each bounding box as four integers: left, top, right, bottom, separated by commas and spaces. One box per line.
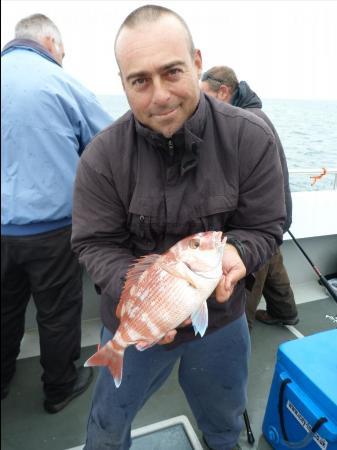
215, 243, 246, 302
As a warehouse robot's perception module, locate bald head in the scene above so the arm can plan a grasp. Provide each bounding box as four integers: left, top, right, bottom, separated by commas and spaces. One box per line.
115, 4, 195, 63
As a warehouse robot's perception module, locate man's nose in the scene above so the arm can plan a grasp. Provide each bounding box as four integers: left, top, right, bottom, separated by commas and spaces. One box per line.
152, 78, 170, 105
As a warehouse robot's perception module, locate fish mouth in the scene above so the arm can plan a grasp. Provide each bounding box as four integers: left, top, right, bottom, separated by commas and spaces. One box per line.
213, 231, 226, 248
185, 262, 193, 272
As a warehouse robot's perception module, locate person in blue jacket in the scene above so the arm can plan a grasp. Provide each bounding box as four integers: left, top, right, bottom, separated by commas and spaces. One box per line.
1, 13, 112, 412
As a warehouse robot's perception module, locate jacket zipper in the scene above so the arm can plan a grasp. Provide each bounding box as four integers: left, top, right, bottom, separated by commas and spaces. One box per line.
164, 139, 174, 234
168, 139, 174, 156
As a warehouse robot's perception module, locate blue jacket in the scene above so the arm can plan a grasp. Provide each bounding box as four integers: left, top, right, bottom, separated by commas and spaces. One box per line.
1, 39, 112, 236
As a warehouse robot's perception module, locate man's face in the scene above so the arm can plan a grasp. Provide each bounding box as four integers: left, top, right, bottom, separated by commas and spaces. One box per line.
115, 16, 202, 138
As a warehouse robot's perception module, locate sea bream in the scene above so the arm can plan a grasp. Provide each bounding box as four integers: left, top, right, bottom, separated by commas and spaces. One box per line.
85, 231, 227, 387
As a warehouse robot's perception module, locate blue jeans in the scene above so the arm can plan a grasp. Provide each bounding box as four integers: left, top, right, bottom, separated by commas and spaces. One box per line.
84, 314, 250, 450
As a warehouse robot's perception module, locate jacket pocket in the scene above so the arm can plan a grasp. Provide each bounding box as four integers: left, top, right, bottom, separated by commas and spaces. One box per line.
194, 195, 237, 232
127, 212, 158, 253
127, 194, 164, 253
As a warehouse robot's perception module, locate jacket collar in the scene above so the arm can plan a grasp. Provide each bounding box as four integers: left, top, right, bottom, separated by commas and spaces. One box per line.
231, 81, 262, 109
134, 92, 207, 175
1, 38, 61, 67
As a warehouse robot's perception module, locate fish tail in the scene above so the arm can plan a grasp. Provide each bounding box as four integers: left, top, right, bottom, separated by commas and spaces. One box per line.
84, 341, 125, 388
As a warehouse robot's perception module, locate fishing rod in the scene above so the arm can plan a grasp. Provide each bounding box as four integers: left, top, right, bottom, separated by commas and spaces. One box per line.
243, 409, 255, 444
287, 230, 337, 304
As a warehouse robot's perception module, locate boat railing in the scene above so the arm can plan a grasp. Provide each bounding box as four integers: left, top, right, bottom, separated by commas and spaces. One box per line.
288, 168, 337, 190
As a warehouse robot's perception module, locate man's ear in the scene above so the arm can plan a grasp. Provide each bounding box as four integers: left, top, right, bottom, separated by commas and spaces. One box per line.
218, 85, 232, 103
41, 35, 54, 53
194, 49, 203, 78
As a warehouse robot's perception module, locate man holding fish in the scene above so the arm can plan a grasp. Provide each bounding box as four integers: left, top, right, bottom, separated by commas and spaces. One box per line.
72, 5, 286, 450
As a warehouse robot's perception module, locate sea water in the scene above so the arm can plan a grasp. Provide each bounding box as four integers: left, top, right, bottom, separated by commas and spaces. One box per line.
98, 95, 337, 192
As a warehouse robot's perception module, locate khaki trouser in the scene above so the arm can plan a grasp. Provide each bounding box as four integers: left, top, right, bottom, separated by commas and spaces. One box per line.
245, 247, 298, 330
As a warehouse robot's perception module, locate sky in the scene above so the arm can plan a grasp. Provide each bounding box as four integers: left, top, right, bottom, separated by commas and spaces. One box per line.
2, 0, 337, 101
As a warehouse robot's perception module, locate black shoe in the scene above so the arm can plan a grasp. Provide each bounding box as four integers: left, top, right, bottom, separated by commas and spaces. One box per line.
202, 435, 241, 450
255, 310, 299, 326
44, 366, 93, 414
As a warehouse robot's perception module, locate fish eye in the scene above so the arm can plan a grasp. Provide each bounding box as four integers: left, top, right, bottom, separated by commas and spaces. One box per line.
189, 238, 200, 249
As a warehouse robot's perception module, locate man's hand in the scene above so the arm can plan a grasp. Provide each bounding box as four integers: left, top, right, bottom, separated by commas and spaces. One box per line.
215, 243, 246, 302
157, 246, 247, 343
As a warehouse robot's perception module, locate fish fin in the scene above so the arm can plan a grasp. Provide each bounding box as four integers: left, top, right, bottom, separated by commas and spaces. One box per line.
191, 301, 208, 337
135, 340, 157, 351
118, 254, 162, 318
116, 301, 123, 319
125, 254, 161, 284
84, 342, 125, 388
160, 261, 198, 289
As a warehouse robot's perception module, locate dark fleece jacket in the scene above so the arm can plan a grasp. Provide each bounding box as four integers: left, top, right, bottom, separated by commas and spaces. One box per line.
231, 81, 292, 231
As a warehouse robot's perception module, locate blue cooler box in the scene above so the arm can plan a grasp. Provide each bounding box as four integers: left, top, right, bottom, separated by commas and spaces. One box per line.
263, 329, 337, 450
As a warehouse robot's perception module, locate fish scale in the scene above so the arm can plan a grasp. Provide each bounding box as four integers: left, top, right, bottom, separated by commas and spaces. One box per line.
121, 270, 193, 340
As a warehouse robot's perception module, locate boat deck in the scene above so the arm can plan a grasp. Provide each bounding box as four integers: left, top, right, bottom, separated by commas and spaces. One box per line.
2, 282, 336, 450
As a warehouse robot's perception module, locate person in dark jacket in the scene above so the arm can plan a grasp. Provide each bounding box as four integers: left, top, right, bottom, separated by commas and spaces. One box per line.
1, 14, 112, 409
71, 5, 286, 450
201, 65, 299, 330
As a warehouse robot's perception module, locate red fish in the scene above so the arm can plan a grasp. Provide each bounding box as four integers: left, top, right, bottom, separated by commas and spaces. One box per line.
85, 231, 226, 387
